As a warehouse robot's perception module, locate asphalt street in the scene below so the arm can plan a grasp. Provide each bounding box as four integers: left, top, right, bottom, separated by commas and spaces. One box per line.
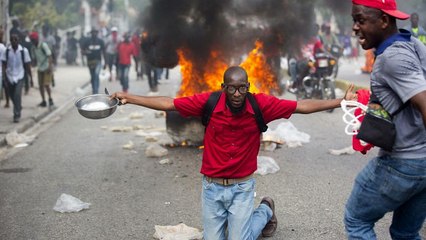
3, 57, 417, 240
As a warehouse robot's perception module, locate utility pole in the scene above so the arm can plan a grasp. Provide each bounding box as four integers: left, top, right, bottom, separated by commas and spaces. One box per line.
0, 0, 9, 42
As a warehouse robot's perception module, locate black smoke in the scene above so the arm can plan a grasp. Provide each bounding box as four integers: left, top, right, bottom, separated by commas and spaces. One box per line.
139, 0, 347, 70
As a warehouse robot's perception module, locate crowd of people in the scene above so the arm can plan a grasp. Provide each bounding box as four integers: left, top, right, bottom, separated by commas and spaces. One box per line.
0, 20, 172, 123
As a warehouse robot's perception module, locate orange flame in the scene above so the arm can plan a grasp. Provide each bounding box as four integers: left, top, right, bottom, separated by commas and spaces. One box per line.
177, 40, 278, 97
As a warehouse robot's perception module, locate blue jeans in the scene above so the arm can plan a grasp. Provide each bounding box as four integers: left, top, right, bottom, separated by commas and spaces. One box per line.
202, 177, 272, 240
88, 62, 101, 94
344, 155, 426, 240
117, 64, 130, 92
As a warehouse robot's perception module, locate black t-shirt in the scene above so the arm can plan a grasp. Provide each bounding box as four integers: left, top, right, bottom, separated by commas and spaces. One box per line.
84, 37, 105, 61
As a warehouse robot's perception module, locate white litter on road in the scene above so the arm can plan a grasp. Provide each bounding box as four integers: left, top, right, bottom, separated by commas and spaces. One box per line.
5, 131, 36, 148
328, 146, 356, 155
53, 193, 91, 213
255, 156, 280, 175
153, 223, 203, 240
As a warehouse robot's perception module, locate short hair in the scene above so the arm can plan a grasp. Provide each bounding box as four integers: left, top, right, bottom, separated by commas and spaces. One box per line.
223, 66, 248, 83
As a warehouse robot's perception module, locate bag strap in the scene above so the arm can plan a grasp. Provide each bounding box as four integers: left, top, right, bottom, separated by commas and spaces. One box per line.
202, 91, 268, 132
202, 91, 221, 126
246, 92, 268, 132
5, 47, 25, 64
370, 91, 408, 117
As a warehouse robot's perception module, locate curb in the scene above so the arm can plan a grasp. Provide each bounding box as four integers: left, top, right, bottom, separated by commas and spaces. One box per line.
335, 79, 369, 91
0, 81, 91, 148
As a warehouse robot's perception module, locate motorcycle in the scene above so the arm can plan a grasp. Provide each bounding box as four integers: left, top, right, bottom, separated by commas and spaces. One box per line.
296, 52, 337, 112
326, 44, 343, 78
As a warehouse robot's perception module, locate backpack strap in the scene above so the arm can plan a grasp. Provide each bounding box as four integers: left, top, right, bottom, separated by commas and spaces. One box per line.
246, 92, 268, 132
5, 47, 25, 65
202, 91, 268, 133
202, 91, 222, 126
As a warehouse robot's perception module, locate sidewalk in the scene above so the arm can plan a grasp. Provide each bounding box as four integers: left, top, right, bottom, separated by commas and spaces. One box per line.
0, 63, 91, 147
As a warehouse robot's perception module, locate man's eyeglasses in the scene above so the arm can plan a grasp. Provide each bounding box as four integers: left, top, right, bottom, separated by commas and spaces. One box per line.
224, 84, 249, 94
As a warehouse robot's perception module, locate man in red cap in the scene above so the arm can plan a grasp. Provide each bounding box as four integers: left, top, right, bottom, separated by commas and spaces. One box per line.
30, 31, 55, 107
345, 0, 426, 239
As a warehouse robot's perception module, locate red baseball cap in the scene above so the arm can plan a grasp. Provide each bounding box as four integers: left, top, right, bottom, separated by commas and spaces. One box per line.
352, 0, 410, 20
29, 32, 39, 41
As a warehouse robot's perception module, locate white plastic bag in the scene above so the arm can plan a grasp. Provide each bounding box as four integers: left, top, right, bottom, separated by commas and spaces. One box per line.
274, 121, 310, 147
99, 69, 111, 82
53, 193, 91, 213
153, 223, 203, 240
255, 156, 280, 175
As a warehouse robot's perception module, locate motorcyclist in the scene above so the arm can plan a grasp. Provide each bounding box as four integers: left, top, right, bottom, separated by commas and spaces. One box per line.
320, 22, 343, 58
288, 25, 326, 93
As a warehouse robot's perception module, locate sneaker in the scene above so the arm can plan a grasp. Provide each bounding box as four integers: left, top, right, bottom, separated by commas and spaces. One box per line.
261, 197, 277, 237
13, 117, 20, 123
48, 99, 54, 106
38, 101, 47, 107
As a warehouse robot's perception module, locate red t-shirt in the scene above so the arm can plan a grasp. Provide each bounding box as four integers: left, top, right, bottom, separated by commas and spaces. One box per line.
117, 42, 136, 65
174, 92, 297, 178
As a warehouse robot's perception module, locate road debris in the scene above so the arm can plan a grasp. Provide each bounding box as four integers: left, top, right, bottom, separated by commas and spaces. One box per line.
255, 156, 280, 175
53, 193, 91, 213
328, 146, 356, 155
145, 143, 168, 157
122, 141, 134, 150
153, 223, 203, 240
5, 131, 36, 148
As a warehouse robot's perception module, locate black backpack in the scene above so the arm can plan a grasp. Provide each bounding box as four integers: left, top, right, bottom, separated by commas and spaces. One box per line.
201, 91, 268, 132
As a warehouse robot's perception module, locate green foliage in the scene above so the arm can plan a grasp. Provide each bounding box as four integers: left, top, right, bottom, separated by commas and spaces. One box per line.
10, 0, 81, 30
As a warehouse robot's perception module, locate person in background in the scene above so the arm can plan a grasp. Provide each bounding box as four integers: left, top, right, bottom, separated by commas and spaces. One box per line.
131, 29, 142, 80
78, 32, 89, 67
20, 29, 34, 95
117, 32, 136, 93
82, 27, 105, 94
0, 28, 6, 107
404, 12, 426, 45
104, 26, 119, 81
345, 1, 426, 239
30, 32, 54, 107
140, 31, 159, 93
111, 66, 357, 239
65, 31, 79, 65
9, 19, 24, 44
53, 28, 61, 66
40, 24, 56, 68
1, 34, 32, 123
320, 22, 343, 58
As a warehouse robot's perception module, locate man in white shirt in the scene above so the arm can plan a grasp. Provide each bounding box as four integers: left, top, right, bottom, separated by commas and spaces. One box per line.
1, 33, 32, 123
0, 29, 6, 107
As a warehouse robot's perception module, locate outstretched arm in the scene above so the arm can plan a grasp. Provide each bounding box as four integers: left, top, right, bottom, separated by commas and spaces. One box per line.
295, 84, 357, 114
110, 92, 176, 111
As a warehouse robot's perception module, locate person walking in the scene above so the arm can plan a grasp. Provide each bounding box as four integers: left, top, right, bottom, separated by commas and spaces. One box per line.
140, 31, 159, 93
0, 28, 6, 107
81, 27, 105, 94
29, 32, 54, 107
345, 1, 426, 239
111, 66, 357, 239
116, 32, 136, 93
1, 33, 32, 123
104, 27, 119, 81
404, 12, 426, 45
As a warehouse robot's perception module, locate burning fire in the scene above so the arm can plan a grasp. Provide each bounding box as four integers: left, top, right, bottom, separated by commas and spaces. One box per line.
177, 40, 279, 97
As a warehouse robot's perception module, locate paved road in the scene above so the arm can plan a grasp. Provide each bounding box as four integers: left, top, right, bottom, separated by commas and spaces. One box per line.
0, 61, 424, 239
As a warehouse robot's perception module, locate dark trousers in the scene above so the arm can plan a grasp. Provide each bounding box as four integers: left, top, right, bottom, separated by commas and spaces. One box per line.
144, 63, 158, 91
7, 79, 24, 119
